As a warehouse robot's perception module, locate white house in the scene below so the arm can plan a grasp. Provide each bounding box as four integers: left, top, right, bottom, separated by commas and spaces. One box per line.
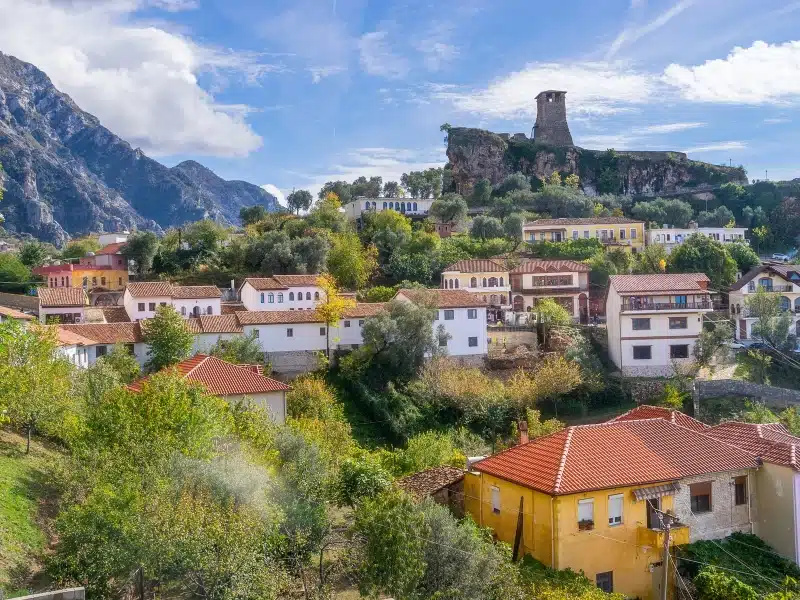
188, 314, 244, 354
0, 305, 35, 324
59, 322, 149, 366
128, 354, 291, 424
343, 197, 434, 221
54, 327, 93, 368
606, 273, 713, 376
729, 264, 800, 342
123, 282, 222, 321
38, 287, 89, 324
647, 225, 748, 254
239, 275, 323, 312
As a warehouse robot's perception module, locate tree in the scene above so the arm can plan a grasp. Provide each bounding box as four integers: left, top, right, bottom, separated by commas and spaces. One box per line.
634, 244, 668, 274
668, 233, 738, 289
318, 180, 352, 204
98, 343, 141, 384
286, 189, 313, 214
327, 232, 378, 290
142, 305, 193, 372
507, 356, 582, 416
209, 331, 266, 367
693, 321, 733, 371
0, 252, 33, 293
494, 173, 531, 196
18, 241, 49, 268
121, 231, 159, 276
336, 455, 392, 507
751, 225, 769, 255
735, 350, 773, 384
383, 181, 401, 197
470, 216, 505, 240
428, 193, 467, 224
564, 173, 580, 189
534, 184, 593, 218
0, 321, 73, 452
61, 237, 101, 260
727, 240, 760, 273
534, 298, 573, 326
361, 209, 412, 264
503, 212, 525, 240
698, 205, 736, 227
359, 285, 398, 302
631, 198, 694, 227
694, 567, 759, 600
239, 204, 269, 225
470, 178, 492, 206
351, 176, 383, 199
315, 273, 356, 358
746, 287, 796, 350
183, 219, 229, 253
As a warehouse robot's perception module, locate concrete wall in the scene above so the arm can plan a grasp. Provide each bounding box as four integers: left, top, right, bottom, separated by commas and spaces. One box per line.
433, 307, 488, 356
672, 470, 753, 542
753, 463, 799, 563
245, 323, 328, 353
266, 350, 322, 375
224, 391, 286, 424
487, 328, 537, 351
192, 333, 238, 354
123, 291, 171, 321
40, 307, 85, 324
694, 379, 800, 408
14, 588, 85, 600
173, 297, 221, 317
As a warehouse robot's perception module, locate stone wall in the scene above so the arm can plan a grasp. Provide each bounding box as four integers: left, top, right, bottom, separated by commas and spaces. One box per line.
0, 291, 39, 313
693, 379, 800, 410
672, 470, 753, 543
487, 328, 537, 351
13, 589, 85, 600
266, 350, 321, 377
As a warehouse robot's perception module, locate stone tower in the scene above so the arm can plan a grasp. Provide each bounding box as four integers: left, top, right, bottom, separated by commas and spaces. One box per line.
532, 90, 574, 146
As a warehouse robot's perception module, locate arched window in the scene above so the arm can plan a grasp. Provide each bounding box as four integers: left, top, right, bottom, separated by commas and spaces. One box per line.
206, 306, 213, 315
482, 278, 487, 287
454, 279, 459, 288
470, 277, 477, 288
181, 306, 186, 316
365, 201, 370, 210
389, 202, 394, 209
307, 292, 312, 300
277, 293, 284, 303
372, 201, 377, 208
289, 292, 294, 301
401, 202, 406, 212
488, 277, 498, 287
781, 296, 791, 311
314, 291, 320, 300
383, 202, 387, 209
260, 293, 265, 303
490, 294, 498, 304
499, 277, 504, 287
795, 298, 800, 312
268, 293, 274, 303
193, 306, 200, 317
499, 294, 506, 305
413, 202, 418, 211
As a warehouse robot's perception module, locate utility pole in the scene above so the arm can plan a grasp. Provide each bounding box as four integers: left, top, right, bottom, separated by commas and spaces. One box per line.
660, 512, 675, 600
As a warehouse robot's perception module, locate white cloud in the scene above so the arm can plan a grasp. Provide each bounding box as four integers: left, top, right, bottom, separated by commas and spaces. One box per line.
414, 21, 459, 72
433, 62, 656, 119
764, 117, 790, 124
358, 31, 409, 79
145, 0, 198, 11
633, 122, 706, 134
261, 184, 286, 207
664, 41, 800, 104
579, 134, 640, 149
681, 141, 746, 153
308, 65, 345, 83
0, 0, 269, 157
607, 0, 696, 58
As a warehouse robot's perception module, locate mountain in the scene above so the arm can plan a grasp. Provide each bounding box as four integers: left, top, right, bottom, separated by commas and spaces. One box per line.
0, 52, 278, 247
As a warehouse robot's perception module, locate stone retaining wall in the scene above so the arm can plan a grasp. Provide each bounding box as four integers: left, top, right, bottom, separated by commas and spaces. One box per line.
693, 379, 800, 410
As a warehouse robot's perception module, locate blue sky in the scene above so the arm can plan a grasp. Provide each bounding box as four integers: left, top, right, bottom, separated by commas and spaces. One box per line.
2, 0, 800, 204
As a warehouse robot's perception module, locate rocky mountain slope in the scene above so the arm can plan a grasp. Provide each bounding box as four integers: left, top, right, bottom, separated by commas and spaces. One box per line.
447, 127, 749, 198
0, 52, 277, 246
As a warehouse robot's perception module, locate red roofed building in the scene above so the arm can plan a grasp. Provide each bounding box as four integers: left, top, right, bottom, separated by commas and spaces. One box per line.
607, 404, 709, 433
239, 276, 324, 312
464, 418, 758, 598
129, 354, 291, 423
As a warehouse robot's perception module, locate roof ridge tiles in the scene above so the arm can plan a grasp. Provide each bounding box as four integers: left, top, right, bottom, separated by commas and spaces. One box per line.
553, 427, 574, 494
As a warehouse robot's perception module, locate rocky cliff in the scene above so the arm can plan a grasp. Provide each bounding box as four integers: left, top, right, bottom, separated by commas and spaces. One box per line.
0, 52, 278, 246
447, 127, 748, 198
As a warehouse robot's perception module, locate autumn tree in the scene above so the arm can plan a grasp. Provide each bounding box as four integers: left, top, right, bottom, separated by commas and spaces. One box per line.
315, 273, 356, 358
143, 305, 194, 372
327, 232, 378, 290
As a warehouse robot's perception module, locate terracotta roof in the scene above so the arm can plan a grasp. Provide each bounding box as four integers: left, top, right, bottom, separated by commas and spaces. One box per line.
525, 217, 644, 227
609, 273, 710, 294
126, 282, 174, 297
272, 274, 321, 287
442, 259, 506, 273
38, 287, 88, 307
472, 419, 757, 495
706, 422, 800, 471
171, 285, 222, 299
97, 242, 127, 255
397, 466, 465, 500
345, 303, 387, 318
730, 265, 800, 291
100, 307, 131, 323
198, 314, 243, 333
221, 302, 246, 315
396, 288, 488, 308
608, 405, 709, 433
128, 354, 290, 395
54, 327, 96, 347
241, 277, 287, 291
510, 259, 591, 274
184, 318, 203, 333
0, 305, 34, 320
235, 310, 323, 325
59, 322, 144, 344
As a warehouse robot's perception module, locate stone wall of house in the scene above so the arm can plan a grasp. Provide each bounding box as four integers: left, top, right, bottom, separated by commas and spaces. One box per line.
694, 380, 800, 411
266, 350, 321, 377
621, 365, 675, 378
487, 328, 537, 352
672, 470, 753, 543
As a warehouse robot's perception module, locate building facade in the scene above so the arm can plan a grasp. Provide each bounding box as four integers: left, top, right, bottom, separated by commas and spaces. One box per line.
729, 264, 800, 342
509, 259, 590, 321
123, 282, 222, 321
343, 197, 434, 221
647, 226, 748, 254
523, 217, 645, 252
440, 259, 511, 313
606, 273, 712, 376
38, 287, 89, 324
239, 275, 323, 312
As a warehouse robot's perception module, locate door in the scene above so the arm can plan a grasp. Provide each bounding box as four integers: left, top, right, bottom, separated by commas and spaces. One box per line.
513, 295, 524, 312
646, 498, 660, 530
739, 319, 747, 340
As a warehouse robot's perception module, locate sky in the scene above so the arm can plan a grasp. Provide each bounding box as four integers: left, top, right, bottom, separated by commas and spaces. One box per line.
2, 0, 800, 206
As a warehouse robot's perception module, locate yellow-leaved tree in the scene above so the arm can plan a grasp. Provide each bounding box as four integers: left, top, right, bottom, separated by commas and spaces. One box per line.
315, 273, 356, 358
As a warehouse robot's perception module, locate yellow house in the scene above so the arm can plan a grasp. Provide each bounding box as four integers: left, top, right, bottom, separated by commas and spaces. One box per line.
522, 217, 645, 252
466, 418, 758, 598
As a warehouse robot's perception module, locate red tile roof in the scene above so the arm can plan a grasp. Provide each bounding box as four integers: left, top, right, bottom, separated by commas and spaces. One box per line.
396, 288, 488, 308
609, 273, 710, 294
706, 422, 800, 471
96, 242, 127, 255
198, 314, 243, 333
184, 318, 203, 333
171, 285, 222, 299
126, 282, 174, 297
472, 419, 757, 495
0, 305, 34, 320
54, 327, 96, 347
526, 217, 644, 226
38, 287, 88, 307
242, 277, 287, 291
511, 259, 591, 274
221, 302, 246, 315
345, 303, 387, 318
272, 274, 322, 287
730, 265, 800, 291
608, 405, 709, 433
442, 259, 506, 273
397, 466, 465, 500
235, 310, 323, 325
99, 307, 131, 323
59, 322, 144, 343
128, 354, 290, 395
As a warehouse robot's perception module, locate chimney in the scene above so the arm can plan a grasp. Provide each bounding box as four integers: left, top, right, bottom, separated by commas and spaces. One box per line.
518, 420, 529, 445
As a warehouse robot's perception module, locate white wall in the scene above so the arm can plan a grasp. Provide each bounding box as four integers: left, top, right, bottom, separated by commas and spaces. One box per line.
192, 333, 238, 354
40, 307, 85, 324
57, 344, 89, 368
123, 290, 171, 321
244, 323, 328, 353
89, 343, 149, 367
240, 282, 322, 312
224, 392, 286, 424
434, 306, 488, 356
174, 298, 222, 317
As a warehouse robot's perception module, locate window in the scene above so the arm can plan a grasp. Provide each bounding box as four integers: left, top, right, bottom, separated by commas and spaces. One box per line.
160, 302, 167, 307
631, 318, 651, 331
344, 320, 351, 328
320, 327, 326, 336
277, 293, 283, 303
633, 345, 652, 360
499, 277, 504, 286
669, 317, 688, 329
583, 230, 589, 239
608, 494, 623, 526
261, 293, 265, 303
670, 345, 689, 359
596, 572, 613, 593
181, 306, 186, 316
734, 476, 747, 506
468, 309, 477, 319
468, 336, 478, 347
289, 292, 294, 301
470, 277, 477, 288
148, 302, 156, 311
118, 277, 123, 286
483, 277, 488, 287
95, 345, 107, 357
253, 329, 259, 338
444, 310, 455, 320
572, 230, 578, 240
578, 498, 594, 530
630, 228, 637, 239
314, 292, 320, 300
101, 277, 106, 286
433, 311, 439, 320
287, 328, 293, 337
674, 295, 687, 305
383, 202, 387, 209
268, 293, 274, 303
454, 279, 459, 288
206, 306, 213, 315
92, 277, 97, 286
138, 303, 145, 311
439, 335, 448, 347
491, 487, 501, 514
690, 482, 712, 513
359, 320, 364, 327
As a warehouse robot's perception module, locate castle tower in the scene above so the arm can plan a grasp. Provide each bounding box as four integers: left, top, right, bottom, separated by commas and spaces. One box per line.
532, 90, 574, 146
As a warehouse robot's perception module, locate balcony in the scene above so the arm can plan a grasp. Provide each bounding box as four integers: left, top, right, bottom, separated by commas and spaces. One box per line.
623, 300, 712, 312
747, 284, 795, 293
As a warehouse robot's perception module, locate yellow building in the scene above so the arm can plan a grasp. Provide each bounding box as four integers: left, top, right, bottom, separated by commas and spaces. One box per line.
466, 417, 757, 598
522, 217, 645, 252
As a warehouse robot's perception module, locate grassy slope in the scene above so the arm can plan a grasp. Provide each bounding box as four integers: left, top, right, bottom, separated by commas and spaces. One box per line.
0, 429, 62, 595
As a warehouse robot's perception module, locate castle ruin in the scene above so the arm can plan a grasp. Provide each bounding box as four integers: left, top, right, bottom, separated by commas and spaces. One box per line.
532, 90, 573, 146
